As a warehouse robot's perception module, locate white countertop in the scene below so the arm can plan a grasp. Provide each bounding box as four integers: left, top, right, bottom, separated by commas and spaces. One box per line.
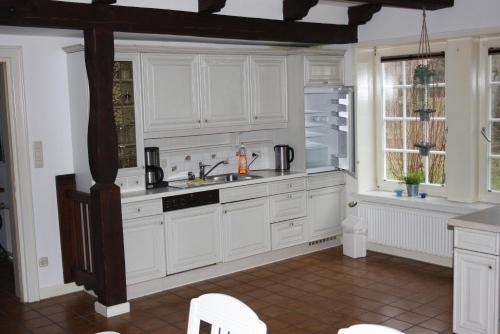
356, 191, 493, 215
121, 170, 309, 203
448, 206, 500, 233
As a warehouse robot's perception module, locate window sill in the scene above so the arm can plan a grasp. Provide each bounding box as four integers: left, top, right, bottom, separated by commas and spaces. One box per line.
356, 190, 494, 215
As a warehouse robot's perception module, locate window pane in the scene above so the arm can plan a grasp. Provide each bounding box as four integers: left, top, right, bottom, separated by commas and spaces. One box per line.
406, 58, 445, 85
407, 153, 424, 174
383, 62, 404, 86
385, 121, 403, 149
430, 120, 447, 152
431, 86, 446, 117
492, 55, 500, 83
429, 154, 446, 185
492, 85, 500, 119
406, 120, 421, 149
492, 122, 500, 155
492, 159, 500, 191
386, 152, 403, 181
384, 88, 404, 117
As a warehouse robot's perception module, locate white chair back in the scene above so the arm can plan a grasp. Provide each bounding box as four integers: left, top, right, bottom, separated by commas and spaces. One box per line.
187, 293, 267, 334
339, 324, 405, 334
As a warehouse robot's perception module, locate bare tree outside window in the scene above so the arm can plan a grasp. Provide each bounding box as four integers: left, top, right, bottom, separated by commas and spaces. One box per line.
382, 57, 446, 185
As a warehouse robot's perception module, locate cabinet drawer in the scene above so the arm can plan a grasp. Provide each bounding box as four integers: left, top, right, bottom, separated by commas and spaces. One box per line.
455, 228, 500, 255
220, 183, 268, 203
122, 199, 163, 220
269, 191, 307, 223
271, 218, 308, 250
269, 178, 306, 195
307, 172, 345, 190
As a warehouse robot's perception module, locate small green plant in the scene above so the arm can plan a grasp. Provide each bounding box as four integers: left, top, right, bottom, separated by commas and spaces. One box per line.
401, 171, 424, 185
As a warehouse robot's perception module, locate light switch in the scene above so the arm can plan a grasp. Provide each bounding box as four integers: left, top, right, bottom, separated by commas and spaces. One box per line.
33, 141, 44, 168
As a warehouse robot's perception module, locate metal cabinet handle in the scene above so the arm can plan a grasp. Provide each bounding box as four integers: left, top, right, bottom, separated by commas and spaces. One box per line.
160, 221, 164, 225
254, 116, 258, 120
288, 184, 293, 188
224, 210, 228, 214
489, 265, 493, 270
198, 120, 201, 124
135, 180, 140, 184
309, 195, 313, 199
288, 194, 292, 199
204, 119, 208, 123
137, 208, 141, 212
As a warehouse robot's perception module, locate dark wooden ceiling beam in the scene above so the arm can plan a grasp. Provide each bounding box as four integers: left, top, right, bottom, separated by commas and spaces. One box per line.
337, 0, 454, 11
198, 0, 227, 14
0, 0, 357, 44
92, 0, 117, 4
283, 0, 319, 21
348, 4, 381, 26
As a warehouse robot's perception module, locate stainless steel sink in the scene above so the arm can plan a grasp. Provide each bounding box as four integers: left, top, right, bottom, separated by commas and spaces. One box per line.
206, 173, 262, 183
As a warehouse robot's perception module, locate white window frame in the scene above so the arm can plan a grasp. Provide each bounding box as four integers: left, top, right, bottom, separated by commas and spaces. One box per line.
480, 37, 500, 203
375, 43, 447, 197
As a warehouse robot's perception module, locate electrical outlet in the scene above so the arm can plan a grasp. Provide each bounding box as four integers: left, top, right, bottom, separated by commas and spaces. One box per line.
38, 257, 48, 268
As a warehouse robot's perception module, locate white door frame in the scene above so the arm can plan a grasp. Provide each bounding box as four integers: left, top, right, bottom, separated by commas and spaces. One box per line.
0, 46, 39, 302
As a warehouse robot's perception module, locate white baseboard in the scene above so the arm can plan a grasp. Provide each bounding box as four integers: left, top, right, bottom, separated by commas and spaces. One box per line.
39, 282, 83, 300
127, 238, 341, 300
95, 301, 130, 318
368, 242, 453, 268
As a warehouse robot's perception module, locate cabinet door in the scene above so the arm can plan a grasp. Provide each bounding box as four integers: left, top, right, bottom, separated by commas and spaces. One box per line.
142, 54, 201, 132
114, 53, 146, 192
271, 218, 309, 250
222, 198, 270, 262
308, 186, 343, 241
250, 56, 287, 124
200, 55, 250, 127
165, 205, 221, 275
304, 55, 344, 86
123, 215, 166, 285
454, 249, 498, 334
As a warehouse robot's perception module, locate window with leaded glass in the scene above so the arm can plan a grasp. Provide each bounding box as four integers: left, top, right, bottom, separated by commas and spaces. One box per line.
381, 56, 446, 185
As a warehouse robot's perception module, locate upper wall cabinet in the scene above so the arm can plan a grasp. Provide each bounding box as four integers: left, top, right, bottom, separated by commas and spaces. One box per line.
200, 55, 251, 127
251, 56, 288, 125
142, 54, 201, 132
304, 55, 344, 86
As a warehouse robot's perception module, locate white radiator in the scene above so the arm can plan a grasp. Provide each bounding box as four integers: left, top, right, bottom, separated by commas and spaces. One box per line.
358, 202, 454, 258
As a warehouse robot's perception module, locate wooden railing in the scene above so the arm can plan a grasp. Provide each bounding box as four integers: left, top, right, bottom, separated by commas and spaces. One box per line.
55, 174, 97, 291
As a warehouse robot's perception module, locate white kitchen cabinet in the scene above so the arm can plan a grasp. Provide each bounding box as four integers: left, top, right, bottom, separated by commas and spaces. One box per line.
308, 186, 343, 241
304, 55, 344, 86
269, 191, 307, 223
200, 55, 251, 127
142, 54, 201, 132
453, 249, 498, 334
222, 198, 270, 262
250, 56, 287, 124
123, 215, 166, 285
271, 218, 308, 250
165, 204, 221, 275
65, 47, 145, 193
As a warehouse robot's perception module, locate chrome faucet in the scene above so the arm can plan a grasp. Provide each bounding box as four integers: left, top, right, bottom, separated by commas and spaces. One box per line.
199, 160, 228, 179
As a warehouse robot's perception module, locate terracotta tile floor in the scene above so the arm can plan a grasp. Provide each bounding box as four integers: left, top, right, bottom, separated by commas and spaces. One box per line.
0, 247, 453, 334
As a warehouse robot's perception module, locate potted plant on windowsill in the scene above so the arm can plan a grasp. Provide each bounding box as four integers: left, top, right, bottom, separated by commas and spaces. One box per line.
401, 171, 424, 197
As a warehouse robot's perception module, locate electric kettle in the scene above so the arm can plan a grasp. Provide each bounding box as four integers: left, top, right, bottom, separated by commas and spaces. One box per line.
274, 145, 294, 171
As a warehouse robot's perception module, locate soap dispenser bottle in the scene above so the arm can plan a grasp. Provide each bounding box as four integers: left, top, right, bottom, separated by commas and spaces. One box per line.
237, 145, 248, 175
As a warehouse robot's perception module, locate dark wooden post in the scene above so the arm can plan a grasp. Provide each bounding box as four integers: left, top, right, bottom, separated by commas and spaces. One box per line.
84, 27, 127, 307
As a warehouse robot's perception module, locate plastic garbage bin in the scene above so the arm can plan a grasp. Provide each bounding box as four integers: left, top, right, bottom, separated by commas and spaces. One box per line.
342, 215, 367, 259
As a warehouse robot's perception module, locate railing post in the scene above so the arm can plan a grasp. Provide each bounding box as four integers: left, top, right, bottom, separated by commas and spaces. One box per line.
84, 27, 128, 316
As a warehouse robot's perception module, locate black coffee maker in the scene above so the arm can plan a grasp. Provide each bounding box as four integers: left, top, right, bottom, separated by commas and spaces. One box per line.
145, 147, 167, 189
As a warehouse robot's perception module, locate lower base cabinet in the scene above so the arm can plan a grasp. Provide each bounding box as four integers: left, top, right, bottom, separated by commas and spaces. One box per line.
123, 215, 166, 285
271, 217, 308, 250
308, 186, 343, 241
165, 204, 222, 275
454, 248, 499, 334
222, 197, 271, 262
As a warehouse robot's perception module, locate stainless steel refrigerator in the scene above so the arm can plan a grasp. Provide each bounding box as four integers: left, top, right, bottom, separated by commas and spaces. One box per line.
304, 86, 355, 176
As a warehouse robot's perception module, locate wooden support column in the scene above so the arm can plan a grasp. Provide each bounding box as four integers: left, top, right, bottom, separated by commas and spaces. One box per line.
84, 27, 127, 308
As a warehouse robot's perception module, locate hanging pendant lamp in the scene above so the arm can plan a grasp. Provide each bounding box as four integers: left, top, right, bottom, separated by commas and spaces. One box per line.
412, 9, 436, 156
